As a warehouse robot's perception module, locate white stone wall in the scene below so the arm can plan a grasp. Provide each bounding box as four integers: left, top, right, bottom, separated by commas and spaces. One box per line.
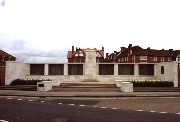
156, 62, 178, 86
5, 61, 29, 85
5, 61, 178, 87
114, 64, 118, 76
84, 50, 97, 80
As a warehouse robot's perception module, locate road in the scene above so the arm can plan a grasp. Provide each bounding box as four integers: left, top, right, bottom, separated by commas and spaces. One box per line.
0, 97, 180, 122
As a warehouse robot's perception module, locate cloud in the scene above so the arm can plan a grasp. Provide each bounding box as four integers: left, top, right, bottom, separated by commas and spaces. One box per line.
16, 48, 68, 63
1, 0, 180, 62
0, 35, 69, 63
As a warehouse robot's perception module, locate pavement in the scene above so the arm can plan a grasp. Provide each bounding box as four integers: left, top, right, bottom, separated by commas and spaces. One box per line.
0, 85, 180, 98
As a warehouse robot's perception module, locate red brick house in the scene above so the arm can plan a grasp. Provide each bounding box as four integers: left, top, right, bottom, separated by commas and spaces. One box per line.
67, 46, 104, 63
104, 51, 119, 63
0, 49, 16, 85
105, 44, 180, 63
0, 49, 16, 65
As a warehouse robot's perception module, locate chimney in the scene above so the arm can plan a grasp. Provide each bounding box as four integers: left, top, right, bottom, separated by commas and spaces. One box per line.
76, 47, 78, 51
113, 53, 116, 60
121, 47, 125, 51
128, 44, 132, 49
106, 53, 109, 59
169, 49, 173, 51
147, 47, 150, 51
102, 47, 104, 51
72, 46, 74, 53
129, 44, 132, 47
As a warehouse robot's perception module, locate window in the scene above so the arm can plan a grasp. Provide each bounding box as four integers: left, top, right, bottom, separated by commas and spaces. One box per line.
99, 64, 114, 75
161, 66, 164, 74
49, 64, 64, 75
168, 57, 172, 61
139, 64, 154, 75
30, 64, 44, 75
68, 64, 83, 75
153, 57, 157, 61
118, 64, 134, 75
161, 57, 164, 61
130, 50, 132, 55
140, 56, 147, 60
121, 58, 124, 62
118, 58, 120, 63
96, 59, 99, 63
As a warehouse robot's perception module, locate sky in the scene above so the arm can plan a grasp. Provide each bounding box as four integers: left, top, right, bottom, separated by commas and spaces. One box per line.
0, 0, 180, 63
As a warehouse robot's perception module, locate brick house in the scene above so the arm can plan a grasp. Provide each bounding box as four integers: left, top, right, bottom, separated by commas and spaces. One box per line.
104, 51, 119, 63
0, 49, 16, 85
105, 44, 180, 63
67, 46, 104, 63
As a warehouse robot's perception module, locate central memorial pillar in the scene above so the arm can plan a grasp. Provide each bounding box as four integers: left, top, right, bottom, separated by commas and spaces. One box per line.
84, 50, 97, 81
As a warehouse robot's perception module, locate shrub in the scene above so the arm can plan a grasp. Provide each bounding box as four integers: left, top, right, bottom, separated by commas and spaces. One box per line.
130, 81, 174, 87
10, 79, 51, 85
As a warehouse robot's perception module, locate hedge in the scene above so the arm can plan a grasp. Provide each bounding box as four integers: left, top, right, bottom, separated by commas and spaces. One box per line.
130, 81, 174, 87
10, 79, 51, 85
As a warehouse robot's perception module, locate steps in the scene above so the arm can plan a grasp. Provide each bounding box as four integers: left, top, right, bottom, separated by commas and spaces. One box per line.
58, 83, 116, 88
1, 84, 180, 92
0, 85, 37, 91
81, 79, 99, 82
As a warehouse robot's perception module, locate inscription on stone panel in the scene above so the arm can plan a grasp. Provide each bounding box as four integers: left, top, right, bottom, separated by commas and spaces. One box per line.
88, 54, 93, 59
88, 53, 96, 59
87, 53, 96, 63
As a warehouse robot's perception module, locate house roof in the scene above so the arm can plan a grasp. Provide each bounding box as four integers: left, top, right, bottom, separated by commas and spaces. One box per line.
117, 45, 175, 58
81, 48, 104, 57
173, 50, 180, 57
0, 49, 16, 58
150, 49, 174, 56
67, 51, 74, 59
67, 47, 104, 59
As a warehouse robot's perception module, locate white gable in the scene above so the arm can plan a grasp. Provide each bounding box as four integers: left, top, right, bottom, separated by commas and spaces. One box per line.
95, 52, 102, 57
74, 50, 84, 56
